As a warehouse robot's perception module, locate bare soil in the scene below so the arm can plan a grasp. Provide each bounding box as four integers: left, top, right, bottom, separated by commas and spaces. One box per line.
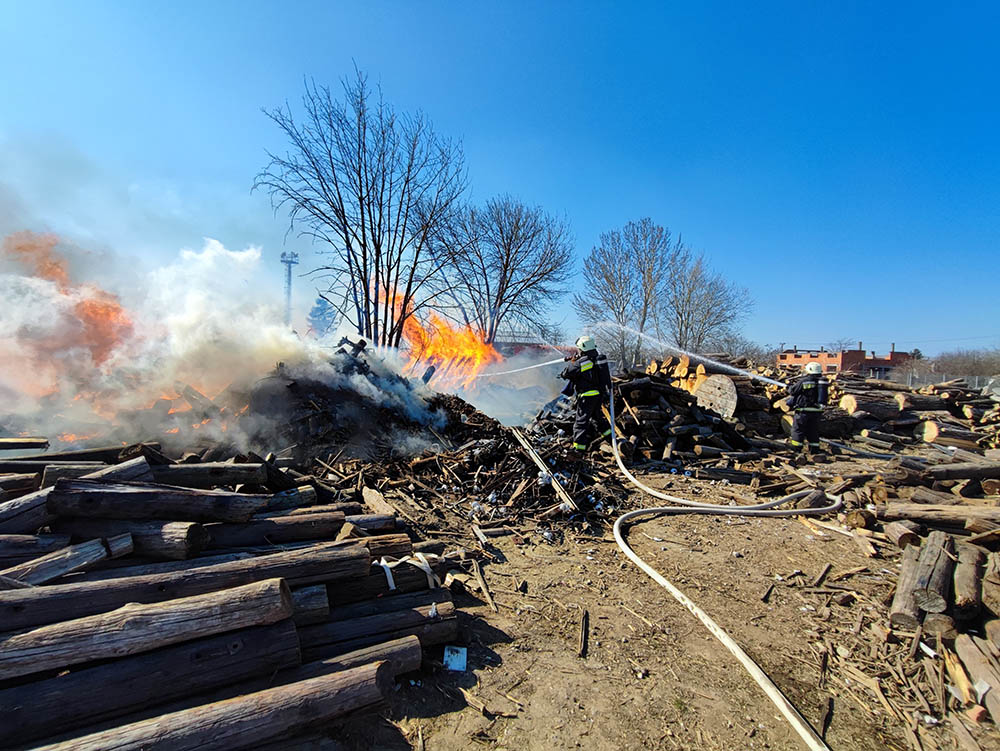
335, 472, 1000, 751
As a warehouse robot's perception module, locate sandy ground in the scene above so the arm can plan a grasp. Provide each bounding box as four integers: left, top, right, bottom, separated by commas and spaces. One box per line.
332, 474, 1000, 751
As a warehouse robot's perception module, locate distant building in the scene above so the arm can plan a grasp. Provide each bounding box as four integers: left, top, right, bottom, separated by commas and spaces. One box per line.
776, 341, 913, 378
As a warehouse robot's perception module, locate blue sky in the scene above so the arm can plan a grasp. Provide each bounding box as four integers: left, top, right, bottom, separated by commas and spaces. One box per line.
1, 1, 997, 355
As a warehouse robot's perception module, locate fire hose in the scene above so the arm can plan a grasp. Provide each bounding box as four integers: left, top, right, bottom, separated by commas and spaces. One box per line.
606, 385, 839, 751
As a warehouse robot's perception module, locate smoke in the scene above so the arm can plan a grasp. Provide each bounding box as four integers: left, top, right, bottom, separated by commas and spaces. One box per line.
453, 348, 567, 425
0, 230, 448, 451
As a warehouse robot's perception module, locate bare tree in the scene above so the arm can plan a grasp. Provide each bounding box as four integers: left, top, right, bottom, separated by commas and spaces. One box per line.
659, 245, 753, 353
825, 337, 857, 353
254, 71, 466, 347
708, 331, 778, 364
440, 196, 573, 343
574, 218, 676, 367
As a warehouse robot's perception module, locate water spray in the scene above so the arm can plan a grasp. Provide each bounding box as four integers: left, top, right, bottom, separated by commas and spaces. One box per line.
472, 356, 567, 379
590, 321, 787, 387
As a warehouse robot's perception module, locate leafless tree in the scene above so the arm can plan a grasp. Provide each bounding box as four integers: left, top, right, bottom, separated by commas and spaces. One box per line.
825, 337, 857, 353
659, 245, 753, 353
707, 331, 778, 364
574, 218, 676, 367
439, 196, 573, 343
254, 71, 466, 347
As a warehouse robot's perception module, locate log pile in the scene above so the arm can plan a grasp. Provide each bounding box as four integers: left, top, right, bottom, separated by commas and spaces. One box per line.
0, 442, 472, 748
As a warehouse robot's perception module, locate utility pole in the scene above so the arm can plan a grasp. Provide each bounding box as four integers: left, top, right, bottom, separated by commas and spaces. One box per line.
280, 251, 299, 327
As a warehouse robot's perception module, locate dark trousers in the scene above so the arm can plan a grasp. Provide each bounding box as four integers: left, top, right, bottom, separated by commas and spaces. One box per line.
790, 410, 821, 450
573, 394, 611, 449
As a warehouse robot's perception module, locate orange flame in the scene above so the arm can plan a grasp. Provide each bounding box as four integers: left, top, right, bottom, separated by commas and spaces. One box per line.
398, 310, 501, 390
2, 231, 133, 367
57, 432, 100, 443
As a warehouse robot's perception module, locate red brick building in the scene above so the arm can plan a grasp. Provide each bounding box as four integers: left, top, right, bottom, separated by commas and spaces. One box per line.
776, 342, 913, 378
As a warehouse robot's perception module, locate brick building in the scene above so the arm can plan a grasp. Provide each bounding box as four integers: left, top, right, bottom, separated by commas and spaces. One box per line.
776, 341, 913, 378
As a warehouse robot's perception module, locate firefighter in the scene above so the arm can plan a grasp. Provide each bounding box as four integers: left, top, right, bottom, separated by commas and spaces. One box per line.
559, 335, 613, 452
787, 361, 828, 453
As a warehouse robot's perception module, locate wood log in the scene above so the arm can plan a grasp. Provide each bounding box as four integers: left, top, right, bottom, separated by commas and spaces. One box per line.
206, 513, 345, 548
148, 462, 267, 488
860, 429, 908, 445
70, 552, 256, 581
954, 543, 985, 620
796, 489, 828, 510
327, 558, 445, 607
299, 601, 457, 662
905, 486, 962, 505
257, 502, 362, 519
983, 478, 1000, 496
0, 461, 104, 475
0, 543, 369, 631
30, 661, 390, 751
0, 533, 70, 564
925, 462, 1000, 482
207, 533, 412, 561
328, 587, 452, 622
287, 634, 420, 679
915, 422, 984, 451
0, 457, 154, 534
883, 521, 920, 548
292, 584, 330, 626
912, 531, 955, 613
965, 518, 1000, 535
693, 374, 739, 419
54, 518, 208, 560
954, 634, 1000, 723
1, 445, 131, 462
0, 437, 49, 450
877, 504, 1000, 525
265, 485, 321, 512
344, 513, 396, 532
895, 393, 947, 412
839, 393, 899, 421
889, 542, 923, 630
845, 509, 876, 530
0, 620, 301, 747
922, 613, 958, 640
0, 473, 40, 494
0, 578, 293, 681
48, 479, 270, 523
0, 533, 132, 588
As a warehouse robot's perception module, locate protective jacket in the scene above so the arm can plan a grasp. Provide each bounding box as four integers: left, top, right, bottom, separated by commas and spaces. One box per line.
560, 352, 611, 398
788, 373, 828, 412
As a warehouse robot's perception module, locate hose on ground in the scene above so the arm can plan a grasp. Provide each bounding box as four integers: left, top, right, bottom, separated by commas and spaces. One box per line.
607, 386, 837, 751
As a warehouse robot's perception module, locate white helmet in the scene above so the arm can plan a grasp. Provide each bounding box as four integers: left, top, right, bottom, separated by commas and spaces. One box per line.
575, 335, 597, 352
805, 362, 823, 375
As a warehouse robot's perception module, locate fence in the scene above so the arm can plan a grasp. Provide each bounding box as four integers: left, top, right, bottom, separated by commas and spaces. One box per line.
895, 372, 994, 390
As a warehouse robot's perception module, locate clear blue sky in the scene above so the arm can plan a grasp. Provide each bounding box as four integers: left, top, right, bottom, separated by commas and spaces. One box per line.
1, 1, 997, 355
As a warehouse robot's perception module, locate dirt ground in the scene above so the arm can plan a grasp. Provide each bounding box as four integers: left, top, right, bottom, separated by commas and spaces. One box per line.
334, 471, 1000, 751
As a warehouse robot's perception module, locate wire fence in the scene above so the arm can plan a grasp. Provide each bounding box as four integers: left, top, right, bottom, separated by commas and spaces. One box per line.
895, 372, 995, 390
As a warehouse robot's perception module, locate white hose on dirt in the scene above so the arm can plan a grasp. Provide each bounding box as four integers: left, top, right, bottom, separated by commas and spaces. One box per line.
606, 386, 837, 751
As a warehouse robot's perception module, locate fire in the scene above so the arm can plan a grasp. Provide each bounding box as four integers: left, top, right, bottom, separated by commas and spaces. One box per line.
400, 310, 501, 389
1, 231, 134, 367
57, 432, 100, 443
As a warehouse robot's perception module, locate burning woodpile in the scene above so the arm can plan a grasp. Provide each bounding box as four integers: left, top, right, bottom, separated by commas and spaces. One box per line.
3, 335, 1000, 746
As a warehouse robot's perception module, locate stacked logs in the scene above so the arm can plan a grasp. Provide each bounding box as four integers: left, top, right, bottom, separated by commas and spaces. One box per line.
835, 377, 1000, 454
0, 442, 466, 749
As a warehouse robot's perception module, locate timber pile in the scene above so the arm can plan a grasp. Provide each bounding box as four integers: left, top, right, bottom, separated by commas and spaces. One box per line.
0, 441, 475, 749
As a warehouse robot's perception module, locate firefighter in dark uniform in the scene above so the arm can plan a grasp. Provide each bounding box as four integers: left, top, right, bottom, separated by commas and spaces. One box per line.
559, 335, 613, 452
787, 361, 828, 453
